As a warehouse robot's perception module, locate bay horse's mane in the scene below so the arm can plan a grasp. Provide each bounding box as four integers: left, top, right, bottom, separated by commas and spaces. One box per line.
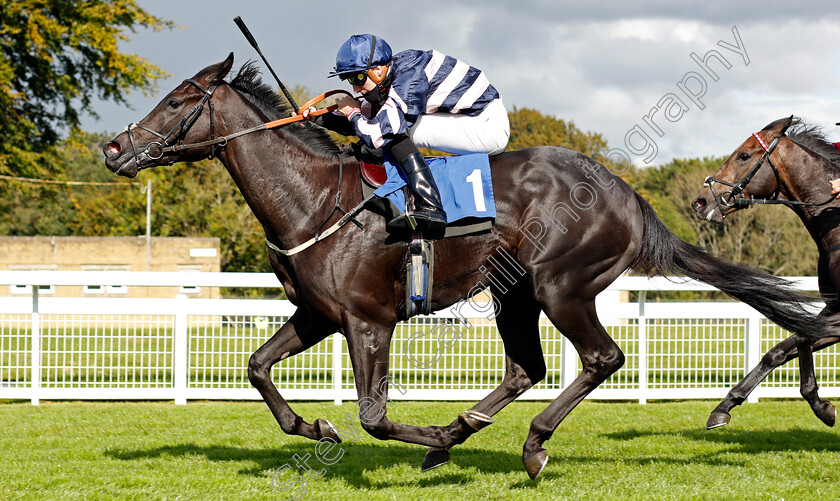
228, 62, 340, 157
762, 117, 840, 175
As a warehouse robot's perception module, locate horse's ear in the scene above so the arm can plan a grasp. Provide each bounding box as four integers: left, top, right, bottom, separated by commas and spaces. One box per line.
779, 114, 794, 135
210, 52, 235, 84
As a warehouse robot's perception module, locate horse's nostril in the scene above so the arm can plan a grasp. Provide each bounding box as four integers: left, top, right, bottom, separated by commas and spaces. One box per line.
693, 199, 706, 210
105, 141, 121, 156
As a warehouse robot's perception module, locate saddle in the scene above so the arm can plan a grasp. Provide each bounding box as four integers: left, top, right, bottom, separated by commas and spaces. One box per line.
359, 158, 494, 239
358, 153, 495, 317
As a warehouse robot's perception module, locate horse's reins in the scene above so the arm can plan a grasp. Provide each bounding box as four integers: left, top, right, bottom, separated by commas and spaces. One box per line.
703, 131, 836, 219
125, 80, 372, 257
126, 82, 354, 167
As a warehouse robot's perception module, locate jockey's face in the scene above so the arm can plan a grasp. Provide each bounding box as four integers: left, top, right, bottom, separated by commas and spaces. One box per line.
353, 65, 387, 95
352, 80, 375, 94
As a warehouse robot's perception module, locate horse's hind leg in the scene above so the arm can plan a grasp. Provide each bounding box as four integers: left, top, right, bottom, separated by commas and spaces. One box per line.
796, 335, 836, 427
523, 298, 624, 480
342, 307, 544, 454
248, 309, 339, 441
423, 287, 546, 471
707, 335, 840, 429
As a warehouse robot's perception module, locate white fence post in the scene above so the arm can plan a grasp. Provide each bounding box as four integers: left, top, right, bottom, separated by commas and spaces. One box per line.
637, 291, 648, 405
745, 311, 762, 404
173, 294, 188, 405
30, 287, 40, 406
332, 333, 343, 405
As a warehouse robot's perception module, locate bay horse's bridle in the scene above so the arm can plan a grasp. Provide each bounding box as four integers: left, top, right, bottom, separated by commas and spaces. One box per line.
703, 132, 784, 216
703, 130, 835, 219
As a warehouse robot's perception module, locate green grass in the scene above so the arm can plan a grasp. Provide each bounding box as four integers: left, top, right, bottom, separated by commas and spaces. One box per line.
2, 399, 839, 500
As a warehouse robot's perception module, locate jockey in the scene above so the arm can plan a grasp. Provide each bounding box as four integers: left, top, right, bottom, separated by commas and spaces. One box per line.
313, 34, 510, 235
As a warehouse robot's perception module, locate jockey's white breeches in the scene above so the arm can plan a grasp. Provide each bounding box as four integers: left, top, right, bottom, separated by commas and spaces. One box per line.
408, 98, 510, 156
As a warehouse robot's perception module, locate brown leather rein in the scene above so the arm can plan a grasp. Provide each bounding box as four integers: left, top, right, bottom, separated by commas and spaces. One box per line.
146, 87, 354, 160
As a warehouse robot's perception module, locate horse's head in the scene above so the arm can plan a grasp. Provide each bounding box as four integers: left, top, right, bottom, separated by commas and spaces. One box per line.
692, 116, 795, 223
103, 53, 235, 178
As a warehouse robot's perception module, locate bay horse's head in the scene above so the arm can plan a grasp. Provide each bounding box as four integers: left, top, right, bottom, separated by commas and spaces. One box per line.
103, 53, 235, 178
691, 116, 795, 223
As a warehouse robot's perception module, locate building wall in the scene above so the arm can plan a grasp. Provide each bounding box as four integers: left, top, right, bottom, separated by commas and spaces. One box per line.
0, 236, 221, 299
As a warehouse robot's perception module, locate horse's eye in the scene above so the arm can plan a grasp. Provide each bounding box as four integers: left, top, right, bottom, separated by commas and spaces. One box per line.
738, 152, 750, 162
167, 99, 181, 109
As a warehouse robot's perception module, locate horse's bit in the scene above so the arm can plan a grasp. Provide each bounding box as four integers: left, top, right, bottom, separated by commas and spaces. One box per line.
703, 131, 835, 218
124, 79, 221, 170
702, 132, 784, 218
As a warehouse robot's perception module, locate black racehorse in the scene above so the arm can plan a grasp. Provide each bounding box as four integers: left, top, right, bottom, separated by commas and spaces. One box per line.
693, 116, 840, 429
103, 56, 827, 479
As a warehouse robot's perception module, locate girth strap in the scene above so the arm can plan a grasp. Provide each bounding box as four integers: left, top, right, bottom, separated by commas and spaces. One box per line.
267, 192, 376, 257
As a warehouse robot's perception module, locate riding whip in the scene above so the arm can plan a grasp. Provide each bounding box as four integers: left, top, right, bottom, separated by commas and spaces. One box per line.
233, 16, 300, 113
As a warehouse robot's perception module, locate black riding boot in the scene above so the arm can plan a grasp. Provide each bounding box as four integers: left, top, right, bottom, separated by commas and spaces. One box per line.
388, 152, 447, 236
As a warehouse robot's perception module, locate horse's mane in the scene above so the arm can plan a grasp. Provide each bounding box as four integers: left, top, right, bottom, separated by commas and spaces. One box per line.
762, 116, 840, 175
228, 62, 340, 157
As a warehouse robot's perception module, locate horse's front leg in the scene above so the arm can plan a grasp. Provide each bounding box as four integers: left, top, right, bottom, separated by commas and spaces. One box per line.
707, 334, 840, 429
249, 308, 340, 441
344, 317, 461, 449
707, 335, 798, 428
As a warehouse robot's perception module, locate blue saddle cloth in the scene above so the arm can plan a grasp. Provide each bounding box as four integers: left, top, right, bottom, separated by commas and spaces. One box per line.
372, 153, 496, 222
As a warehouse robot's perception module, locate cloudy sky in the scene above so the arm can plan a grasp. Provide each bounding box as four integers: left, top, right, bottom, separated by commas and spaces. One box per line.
84, 0, 840, 167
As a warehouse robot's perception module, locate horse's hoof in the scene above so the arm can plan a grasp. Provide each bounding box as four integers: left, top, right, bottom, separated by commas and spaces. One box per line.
316, 418, 342, 443
523, 449, 548, 480
706, 411, 731, 430
421, 447, 450, 472
817, 403, 836, 427
459, 409, 494, 431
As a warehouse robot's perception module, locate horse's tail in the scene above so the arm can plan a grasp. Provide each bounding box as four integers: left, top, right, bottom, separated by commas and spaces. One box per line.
629, 192, 824, 338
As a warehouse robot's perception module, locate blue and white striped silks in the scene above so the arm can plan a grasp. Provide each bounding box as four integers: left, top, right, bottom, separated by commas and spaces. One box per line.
350, 49, 500, 150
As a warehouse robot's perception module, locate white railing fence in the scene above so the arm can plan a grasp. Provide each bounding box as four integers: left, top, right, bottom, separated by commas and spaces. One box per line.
0, 271, 835, 406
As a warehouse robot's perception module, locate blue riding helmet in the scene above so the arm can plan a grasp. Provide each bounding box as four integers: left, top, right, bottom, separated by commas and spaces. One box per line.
328, 34, 393, 77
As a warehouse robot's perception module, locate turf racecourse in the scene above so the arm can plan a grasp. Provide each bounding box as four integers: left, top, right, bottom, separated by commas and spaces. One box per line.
2, 400, 839, 500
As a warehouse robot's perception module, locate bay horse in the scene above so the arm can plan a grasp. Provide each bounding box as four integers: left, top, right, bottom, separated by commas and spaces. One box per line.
103, 55, 826, 479
692, 116, 840, 429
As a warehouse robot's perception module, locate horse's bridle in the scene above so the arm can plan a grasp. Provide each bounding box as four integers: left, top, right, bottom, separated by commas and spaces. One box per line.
703, 132, 784, 217
125, 79, 221, 170
123, 81, 353, 171
120, 81, 367, 256
703, 131, 836, 218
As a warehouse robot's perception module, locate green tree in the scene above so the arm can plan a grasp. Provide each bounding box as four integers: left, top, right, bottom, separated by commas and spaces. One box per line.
506, 107, 609, 158
0, 132, 272, 279
0, 131, 113, 235
0, 0, 172, 177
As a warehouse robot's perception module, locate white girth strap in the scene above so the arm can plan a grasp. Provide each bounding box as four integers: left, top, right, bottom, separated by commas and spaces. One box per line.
267, 218, 346, 256
266, 193, 374, 257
